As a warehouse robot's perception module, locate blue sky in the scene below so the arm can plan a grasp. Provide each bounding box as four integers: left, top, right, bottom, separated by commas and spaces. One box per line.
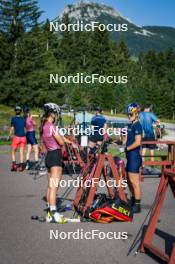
38, 0, 175, 27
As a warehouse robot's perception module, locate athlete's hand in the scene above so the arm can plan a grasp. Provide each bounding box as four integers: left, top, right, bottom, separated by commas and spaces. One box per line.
118, 146, 127, 153
72, 142, 78, 149
7, 136, 10, 141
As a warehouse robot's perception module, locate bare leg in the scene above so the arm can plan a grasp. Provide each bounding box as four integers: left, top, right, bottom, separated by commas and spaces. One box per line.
128, 172, 141, 200
150, 149, 155, 162
126, 172, 134, 197
142, 148, 147, 164
49, 166, 62, 206
26, 144, 32, 161
12, 148, 16, 162
33, 144, 39, 162
46, 170, 51, 204
19, 147, 25, 163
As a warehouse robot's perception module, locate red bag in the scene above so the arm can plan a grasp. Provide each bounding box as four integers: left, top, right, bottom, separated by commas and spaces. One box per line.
90, 199, 133, 223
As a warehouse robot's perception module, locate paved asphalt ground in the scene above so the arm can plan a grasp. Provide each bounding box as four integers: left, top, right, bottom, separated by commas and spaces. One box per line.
0, 146, 174, 264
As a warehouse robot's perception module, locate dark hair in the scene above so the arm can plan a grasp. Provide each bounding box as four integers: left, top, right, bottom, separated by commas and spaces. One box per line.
23, 111, 30, 120
23, 105, 30, 113
40, 110, 57, 137
144, 103, 152, 109
95, 106, 102, 114
40, 112, 50, 137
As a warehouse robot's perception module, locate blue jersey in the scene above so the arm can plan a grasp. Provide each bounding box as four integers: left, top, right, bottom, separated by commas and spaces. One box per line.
126, 121, 142, 154
11, 116, 26, 137
91, 115, 106, 131
139, 112, 158, 138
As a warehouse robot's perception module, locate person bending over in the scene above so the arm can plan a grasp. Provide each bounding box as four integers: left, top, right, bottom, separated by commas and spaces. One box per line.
8, 105, 26, 172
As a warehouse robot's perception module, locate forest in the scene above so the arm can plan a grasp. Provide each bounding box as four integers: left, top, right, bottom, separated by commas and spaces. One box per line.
0, 0, 175, 118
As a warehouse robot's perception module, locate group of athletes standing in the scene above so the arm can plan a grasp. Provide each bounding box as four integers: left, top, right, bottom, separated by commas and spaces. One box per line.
8, 102, 160, 222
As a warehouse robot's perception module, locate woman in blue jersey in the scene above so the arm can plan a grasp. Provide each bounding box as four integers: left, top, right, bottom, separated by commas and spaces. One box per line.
125, 103, 142, 213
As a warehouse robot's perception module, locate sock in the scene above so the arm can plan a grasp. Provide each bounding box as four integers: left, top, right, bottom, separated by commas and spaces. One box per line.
135, 199, 141, 205
50, 205, 57, 212
130, 196, 135, 203
49, 206, 63, 221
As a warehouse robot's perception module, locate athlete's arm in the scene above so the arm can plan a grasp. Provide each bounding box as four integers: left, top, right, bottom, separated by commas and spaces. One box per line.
31, 117, 37, 126
31, 114, 39, 118
126, 135, 142, 151
8, 127, 14, 139
151, 113, 160, 125
63, 136, 72, 144
53, 133, 65, 146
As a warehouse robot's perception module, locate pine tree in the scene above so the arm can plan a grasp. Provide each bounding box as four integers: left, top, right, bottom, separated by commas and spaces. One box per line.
0, 0, 42, 41
88, 28, 114, 74
144, 49, 158, 76
56, 14, 75, 73
166, 47, 175, 69
0, 32, 12, 77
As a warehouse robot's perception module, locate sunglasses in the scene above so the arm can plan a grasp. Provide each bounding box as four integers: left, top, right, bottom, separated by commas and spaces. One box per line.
128, 113, 134, 117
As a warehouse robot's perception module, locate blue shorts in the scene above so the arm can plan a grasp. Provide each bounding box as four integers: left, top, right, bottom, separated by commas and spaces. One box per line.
126, 152, 142, 173
26, 131, 37, 145
89, 132, 103, 143
142, 137, 156, 150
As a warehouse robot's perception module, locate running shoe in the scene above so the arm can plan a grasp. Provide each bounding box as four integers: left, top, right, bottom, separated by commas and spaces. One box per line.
128, 197, 135, 207
132, 203, 141, 214
46, 211, 67, 224
150, 167, 160, 175
25, 161, 30, 170
141, 167, 150, 175
11, 163, 17, 172
18, 164, 25, 172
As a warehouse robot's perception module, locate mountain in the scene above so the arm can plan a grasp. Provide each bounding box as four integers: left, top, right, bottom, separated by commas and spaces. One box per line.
53, 0, 175, 55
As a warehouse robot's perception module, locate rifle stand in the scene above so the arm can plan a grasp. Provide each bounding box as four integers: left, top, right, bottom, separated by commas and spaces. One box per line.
74, 154, 127, 214
141, 168, 175, 264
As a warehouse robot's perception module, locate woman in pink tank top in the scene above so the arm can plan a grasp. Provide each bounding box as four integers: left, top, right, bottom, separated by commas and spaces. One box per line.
23, 106, 39, 170
40, 109, 73, 223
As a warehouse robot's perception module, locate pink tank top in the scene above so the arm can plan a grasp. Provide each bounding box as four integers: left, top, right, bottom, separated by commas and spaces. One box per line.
42, 121, 60, 151
26, 116, 34, 132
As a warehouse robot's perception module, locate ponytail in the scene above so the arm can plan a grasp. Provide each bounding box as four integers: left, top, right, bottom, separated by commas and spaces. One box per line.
40, 113, 48, 137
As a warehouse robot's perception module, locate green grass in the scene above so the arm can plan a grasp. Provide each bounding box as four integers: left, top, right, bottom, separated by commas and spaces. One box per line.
0, 140, 11, 146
